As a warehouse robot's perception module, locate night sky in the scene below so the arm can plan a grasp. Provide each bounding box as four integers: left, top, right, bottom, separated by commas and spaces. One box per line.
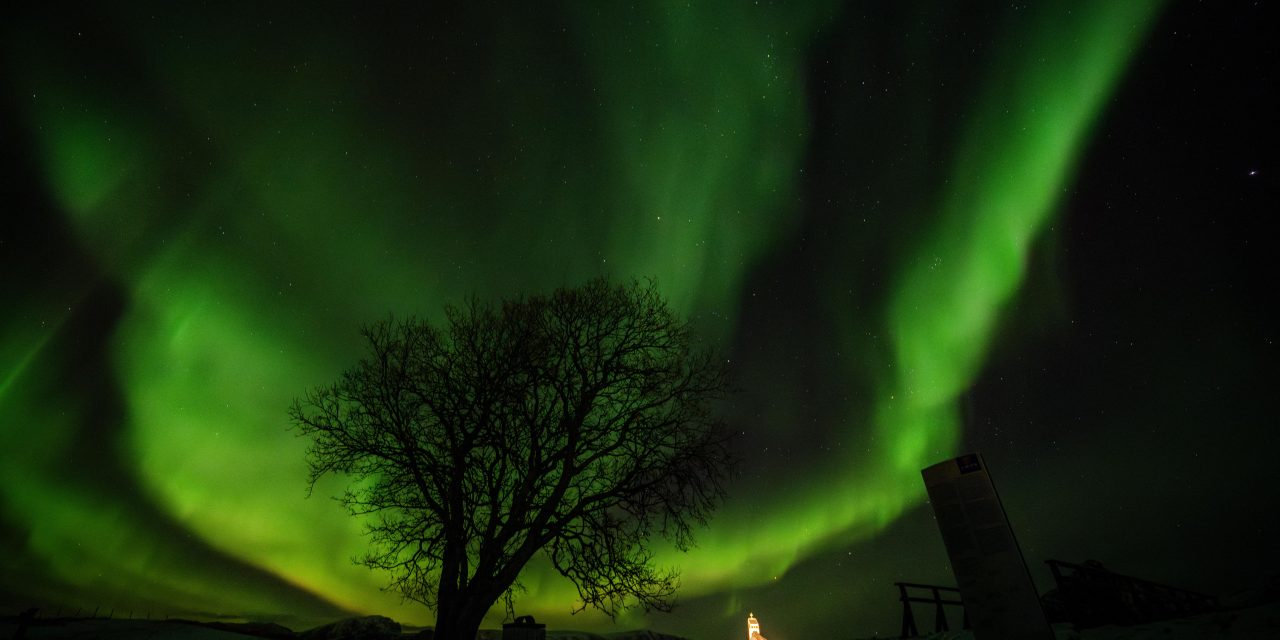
2, 1, 1276, 639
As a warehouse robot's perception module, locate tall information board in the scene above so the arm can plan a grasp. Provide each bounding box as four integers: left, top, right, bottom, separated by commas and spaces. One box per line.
922, 453, 1053, 640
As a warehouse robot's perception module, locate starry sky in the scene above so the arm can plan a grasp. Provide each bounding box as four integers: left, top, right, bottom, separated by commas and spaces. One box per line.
1, 1, 1276, 639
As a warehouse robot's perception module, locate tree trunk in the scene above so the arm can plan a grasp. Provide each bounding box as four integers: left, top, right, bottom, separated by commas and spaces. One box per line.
434, 597, 488, 640
435, 575, 458, 639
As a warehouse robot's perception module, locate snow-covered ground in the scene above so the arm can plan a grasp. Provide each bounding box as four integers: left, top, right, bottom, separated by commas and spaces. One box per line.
0, 619, 692, 640
4, 604, 1278, 640
893, 600, 1280, 640
0, 618, 264, 639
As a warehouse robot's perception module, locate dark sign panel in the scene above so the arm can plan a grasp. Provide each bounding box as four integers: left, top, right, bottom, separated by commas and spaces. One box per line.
922, 453, 1053, 640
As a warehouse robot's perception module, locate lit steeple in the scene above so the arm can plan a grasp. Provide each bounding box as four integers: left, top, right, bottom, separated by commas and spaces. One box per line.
747, 612, 764, 640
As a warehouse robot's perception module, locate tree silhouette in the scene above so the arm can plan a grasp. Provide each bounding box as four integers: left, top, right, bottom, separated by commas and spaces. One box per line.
290, 278, 735, 640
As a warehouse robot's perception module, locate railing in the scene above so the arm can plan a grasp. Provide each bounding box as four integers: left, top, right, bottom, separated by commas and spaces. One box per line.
1045, 559, 1219, 628
895, 582, 967, 638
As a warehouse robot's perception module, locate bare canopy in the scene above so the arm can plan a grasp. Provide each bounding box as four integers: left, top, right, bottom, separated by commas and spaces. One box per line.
289, 278, 735, 639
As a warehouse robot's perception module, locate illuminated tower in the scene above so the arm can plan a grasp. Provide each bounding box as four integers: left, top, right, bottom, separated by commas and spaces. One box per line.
747, 613, 765, 640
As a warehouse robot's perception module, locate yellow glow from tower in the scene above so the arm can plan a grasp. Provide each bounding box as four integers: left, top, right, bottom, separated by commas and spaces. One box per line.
747, 612, 766, 640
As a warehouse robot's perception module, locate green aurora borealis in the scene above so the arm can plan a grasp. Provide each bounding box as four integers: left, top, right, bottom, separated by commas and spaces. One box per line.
4, 1, 1277, 638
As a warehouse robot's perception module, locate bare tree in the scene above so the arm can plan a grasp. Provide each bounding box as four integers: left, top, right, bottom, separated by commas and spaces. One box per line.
290, 278, 735, 640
